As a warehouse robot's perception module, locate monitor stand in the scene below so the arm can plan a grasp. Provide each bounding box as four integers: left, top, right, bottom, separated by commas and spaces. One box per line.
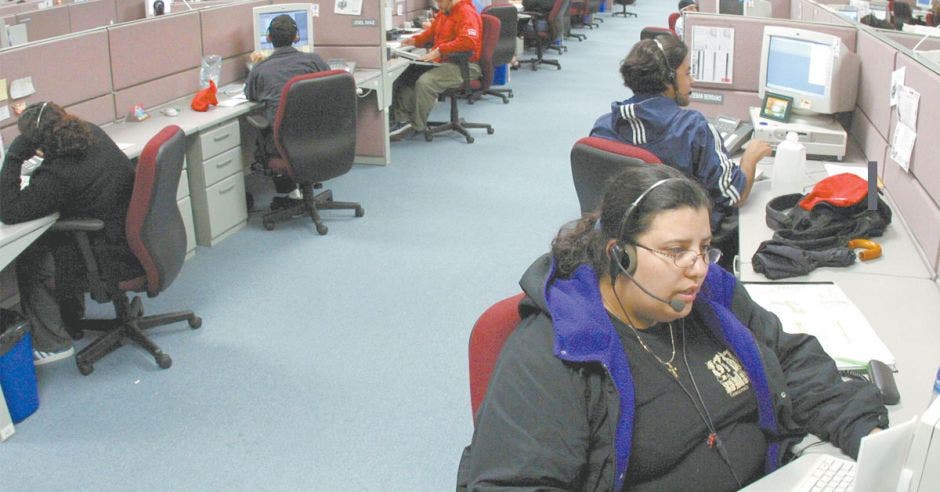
750, 107, 847, 161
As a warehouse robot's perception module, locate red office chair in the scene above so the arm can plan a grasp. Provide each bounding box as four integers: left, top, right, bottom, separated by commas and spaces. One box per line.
474, 4, 517, 103
468, 292, 525, 423
570, 136, 662, 215
56, 126, 201, 374
520, 0, 569, 70
426, 13, 499, 143
262, 70, 363, 233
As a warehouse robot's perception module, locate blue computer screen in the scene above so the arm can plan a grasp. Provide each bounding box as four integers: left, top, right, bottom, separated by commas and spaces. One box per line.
916, 0, 930, 7
766, 36, 829, 97
257, 10, 310, 50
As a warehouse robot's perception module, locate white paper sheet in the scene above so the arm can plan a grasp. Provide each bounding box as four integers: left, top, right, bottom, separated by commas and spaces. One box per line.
889, 122, 916, 172
896, 85, 920, 129
745, 282, 895, 370
334, 0, 362, 15
690, 26, 734, 84
0, 105, 10, 122
9, 77, 36, 99
889, 67, 905, 107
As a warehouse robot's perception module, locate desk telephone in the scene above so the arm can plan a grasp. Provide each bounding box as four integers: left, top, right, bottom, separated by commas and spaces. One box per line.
710, 115, 754, 155
840, 359, 900, 405
328, 59, 356, 74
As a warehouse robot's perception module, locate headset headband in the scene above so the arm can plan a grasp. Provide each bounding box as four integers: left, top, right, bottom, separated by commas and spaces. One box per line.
35, 102, 48, 129
615, 178, 683, 243
653, 38, 673, 72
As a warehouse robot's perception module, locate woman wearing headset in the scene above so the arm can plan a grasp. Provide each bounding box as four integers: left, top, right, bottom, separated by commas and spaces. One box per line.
457, 165, 887, 490
0, 102, 141, 365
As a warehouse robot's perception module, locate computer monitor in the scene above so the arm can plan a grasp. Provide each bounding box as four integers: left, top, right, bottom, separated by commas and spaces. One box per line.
837, 8, 860, 22
871, 5, 888, 20
901, 397, 940, 491
758, 26, 860, 115
916, 0, 931, 8
252, 3, 315, 56
744, 0, 773, 18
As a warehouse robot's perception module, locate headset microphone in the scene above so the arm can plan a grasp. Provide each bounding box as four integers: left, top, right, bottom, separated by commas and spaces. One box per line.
612, 258, 687, 313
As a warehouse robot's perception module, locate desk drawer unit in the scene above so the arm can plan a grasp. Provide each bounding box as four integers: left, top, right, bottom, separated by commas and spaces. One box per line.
177, 169, 196, 259
187, 120, 247, 247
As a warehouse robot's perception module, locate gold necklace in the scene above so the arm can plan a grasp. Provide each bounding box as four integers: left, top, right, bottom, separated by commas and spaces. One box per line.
628, 322, 678, 379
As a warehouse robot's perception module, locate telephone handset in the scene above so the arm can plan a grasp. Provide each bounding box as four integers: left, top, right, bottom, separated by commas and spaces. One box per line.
710, 115, 754, 155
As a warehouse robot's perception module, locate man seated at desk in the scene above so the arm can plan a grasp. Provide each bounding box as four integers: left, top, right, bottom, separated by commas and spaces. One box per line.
389, 0, 482, 141
590, 35, 772, 266
0, 102, 142, 366
245, 14, 329, 206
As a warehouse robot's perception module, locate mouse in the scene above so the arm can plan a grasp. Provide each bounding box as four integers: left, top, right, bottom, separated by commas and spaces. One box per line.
162, 107, 179, 117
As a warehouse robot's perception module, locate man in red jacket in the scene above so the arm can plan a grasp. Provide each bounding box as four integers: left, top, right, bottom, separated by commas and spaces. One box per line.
390, 0, 482, 141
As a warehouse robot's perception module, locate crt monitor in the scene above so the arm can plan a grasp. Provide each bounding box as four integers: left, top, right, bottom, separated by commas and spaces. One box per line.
916, 0, 931, 8
252, 4, 315, 56
837, 8, 860, 22
758, 26, 860, 115
900, 397, 940, 491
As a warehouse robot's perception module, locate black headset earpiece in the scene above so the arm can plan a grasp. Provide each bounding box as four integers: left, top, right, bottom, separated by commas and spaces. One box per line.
608, 242, 638, 281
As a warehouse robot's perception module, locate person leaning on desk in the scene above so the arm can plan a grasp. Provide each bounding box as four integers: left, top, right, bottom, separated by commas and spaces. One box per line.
0, 102, 142, 366
389, 0, 483, 142
457, 165, 888, 491
590, 35, 773, 268
244, 14, 329, 207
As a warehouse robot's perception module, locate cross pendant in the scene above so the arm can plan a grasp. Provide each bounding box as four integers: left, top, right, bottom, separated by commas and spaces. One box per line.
664, 362, 679, 379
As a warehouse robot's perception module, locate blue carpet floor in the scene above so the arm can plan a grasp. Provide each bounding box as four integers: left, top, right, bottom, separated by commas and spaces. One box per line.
4, 2, 672, 489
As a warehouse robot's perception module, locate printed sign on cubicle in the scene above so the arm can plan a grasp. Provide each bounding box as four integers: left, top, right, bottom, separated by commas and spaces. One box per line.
691, 26, 735, 84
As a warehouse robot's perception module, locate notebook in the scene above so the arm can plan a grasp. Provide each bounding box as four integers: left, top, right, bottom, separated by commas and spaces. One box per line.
741, 416, 917, 491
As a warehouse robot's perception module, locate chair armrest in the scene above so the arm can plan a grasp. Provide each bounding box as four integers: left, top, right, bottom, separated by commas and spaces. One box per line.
245, 113, 270, 131
51, 219, 109, 302
443, 51, 473, 90
51, 218, 104, 232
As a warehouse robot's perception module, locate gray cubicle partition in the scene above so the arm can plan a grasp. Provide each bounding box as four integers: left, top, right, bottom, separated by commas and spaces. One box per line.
68, 0, 117, 32
14, 5, 71, 42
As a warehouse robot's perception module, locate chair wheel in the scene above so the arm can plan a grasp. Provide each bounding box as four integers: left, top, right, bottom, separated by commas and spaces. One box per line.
263, 219, 276, 230
466, 136, 475, 144
425, 132, 433, 142
316, 224, 328, 235
355, 207, 364, 217
502, 98, 509, 104
487, 127, 495, 135
156, 353, 172, 369
189, 316, 202, 329
78, 362, 93, 375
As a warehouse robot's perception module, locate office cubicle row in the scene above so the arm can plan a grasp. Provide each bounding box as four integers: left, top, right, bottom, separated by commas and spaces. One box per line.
681, 1, 940, 279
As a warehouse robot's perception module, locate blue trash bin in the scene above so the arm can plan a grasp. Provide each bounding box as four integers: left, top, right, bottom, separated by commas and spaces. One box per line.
0, 311, 39, 424
493, 64, 509, 86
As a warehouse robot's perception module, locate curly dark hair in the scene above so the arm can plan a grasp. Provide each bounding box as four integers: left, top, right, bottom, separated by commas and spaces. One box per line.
620, 35, 689, 94
17, 102, 94, 158
551, 165, 710, 278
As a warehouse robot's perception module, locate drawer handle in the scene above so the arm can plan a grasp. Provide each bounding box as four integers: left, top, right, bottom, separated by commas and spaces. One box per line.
212, 133, 231, 142
219, 184, 236, 194
215, 159, 233, 169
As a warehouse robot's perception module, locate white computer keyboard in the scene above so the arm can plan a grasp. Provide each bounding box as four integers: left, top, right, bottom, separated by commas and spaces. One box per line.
796, 454, 857, 492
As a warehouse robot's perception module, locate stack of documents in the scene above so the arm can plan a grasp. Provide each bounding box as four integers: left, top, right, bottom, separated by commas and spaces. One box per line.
744, 282, 895, 370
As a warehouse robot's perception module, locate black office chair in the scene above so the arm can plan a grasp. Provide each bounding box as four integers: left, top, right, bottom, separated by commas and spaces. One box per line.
425, 14, 499, 143
521, 0, 569, 70
55, 125, 201, 374
612, 0, 638, 18
257, 70, 363, 234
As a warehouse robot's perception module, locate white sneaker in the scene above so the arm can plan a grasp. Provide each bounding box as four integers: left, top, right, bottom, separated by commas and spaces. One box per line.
33, 346, 75, 366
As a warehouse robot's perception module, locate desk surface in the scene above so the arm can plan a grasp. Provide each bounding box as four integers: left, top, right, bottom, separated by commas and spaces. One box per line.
0, 213, 58, 271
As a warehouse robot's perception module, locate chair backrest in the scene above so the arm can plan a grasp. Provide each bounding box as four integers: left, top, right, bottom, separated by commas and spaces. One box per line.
641, 26, 676, 40
273, 70, 357, 184
668, 12, 681, 31
548, 0, 570, 41
570, 136, 662, 215
475, 14, 501, 91
615, 0, 636, 5
469, 292, 525, 423
126, 125, 187, 296
482, 4, 517, 66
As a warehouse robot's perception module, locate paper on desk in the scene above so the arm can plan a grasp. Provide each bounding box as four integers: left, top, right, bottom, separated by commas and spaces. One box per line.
889, 122, 916, 172
744, 282, 895, 370
896, 85, 919, 129
218, 95, 249, 107
117, 142, 134, 151
9, 77, 35, 99
0, 105, 9, 122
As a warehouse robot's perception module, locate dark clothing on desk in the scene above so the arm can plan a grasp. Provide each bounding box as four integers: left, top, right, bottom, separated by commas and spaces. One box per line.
0, 125, 142, 351
245, 46, 329, 123
522, 0, 554, 13
457, 254, 888, 491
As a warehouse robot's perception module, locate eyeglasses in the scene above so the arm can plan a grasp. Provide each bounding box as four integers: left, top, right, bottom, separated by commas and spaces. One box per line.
634, 243, 722, 269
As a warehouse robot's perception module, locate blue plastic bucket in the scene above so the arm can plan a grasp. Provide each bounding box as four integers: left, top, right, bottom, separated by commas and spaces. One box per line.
0, 319, 39, 424
493, 64, 509, 86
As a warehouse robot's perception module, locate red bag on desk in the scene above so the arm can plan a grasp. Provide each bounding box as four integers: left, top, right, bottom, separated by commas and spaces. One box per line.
190, 80, 218, 112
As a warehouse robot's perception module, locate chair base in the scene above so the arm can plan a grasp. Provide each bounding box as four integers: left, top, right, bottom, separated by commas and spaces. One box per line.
612, 7, 637, 17
71, 294, 201, 375
520, 56, 561, 70
262, 186, 363, 234
469, 87, 512, 105
426, 94, 494, 144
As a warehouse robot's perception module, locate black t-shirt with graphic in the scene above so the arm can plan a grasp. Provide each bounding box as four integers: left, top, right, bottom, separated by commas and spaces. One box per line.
611, 313, 768, 491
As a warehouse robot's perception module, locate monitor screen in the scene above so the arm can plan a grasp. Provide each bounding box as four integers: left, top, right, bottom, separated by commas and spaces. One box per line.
837, 9, 860, 21
766, 36, 833, 98
916, 0, 931, 8
871, 6, 888, 20
252, 4, 315, 55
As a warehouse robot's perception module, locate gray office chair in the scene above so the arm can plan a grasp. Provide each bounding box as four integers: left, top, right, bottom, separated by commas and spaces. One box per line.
612, 0, 638, 17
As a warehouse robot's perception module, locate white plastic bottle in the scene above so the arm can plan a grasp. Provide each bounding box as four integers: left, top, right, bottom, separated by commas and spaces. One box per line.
772, 132, 806, 195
